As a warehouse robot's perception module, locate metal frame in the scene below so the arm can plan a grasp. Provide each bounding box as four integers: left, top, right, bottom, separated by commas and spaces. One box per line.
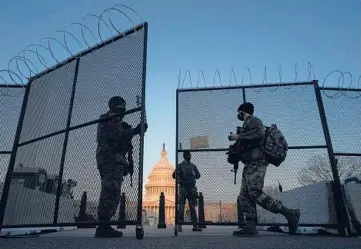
0, 22, 148, 235
174, 80, 356, 236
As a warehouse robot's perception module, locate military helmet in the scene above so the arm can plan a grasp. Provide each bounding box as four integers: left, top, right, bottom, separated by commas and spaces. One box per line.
108, 96, 126, 109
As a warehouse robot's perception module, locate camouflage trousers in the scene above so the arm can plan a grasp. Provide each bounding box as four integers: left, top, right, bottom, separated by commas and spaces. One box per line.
178, 185, 198, 223
97, 162, 124, 222
240, 159, 284, 221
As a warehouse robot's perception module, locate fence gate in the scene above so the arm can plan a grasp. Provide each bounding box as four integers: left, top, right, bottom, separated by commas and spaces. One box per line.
174, 80, 353, 236
0, 23, 148, 239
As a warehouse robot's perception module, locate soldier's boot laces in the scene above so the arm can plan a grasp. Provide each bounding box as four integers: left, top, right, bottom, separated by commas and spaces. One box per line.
95, 225, 123, 238
177, 225, 182, 232
280, 207, 300, 235
192, 225, 202, 232
233, 220, 259, 237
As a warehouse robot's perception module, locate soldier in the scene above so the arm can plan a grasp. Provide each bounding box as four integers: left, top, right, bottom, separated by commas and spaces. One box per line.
95, 96, 148, 238
172, 151, 202, 232
228, 102, 300, 237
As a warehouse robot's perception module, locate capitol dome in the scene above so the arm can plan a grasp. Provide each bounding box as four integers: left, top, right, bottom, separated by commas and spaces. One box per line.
143, 143, 175, 224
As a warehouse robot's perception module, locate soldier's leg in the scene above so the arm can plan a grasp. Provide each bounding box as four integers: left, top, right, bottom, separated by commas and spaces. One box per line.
246, 160, 300, 235
96, 163, 124, 238
187, 187, 202, 231
239, 166, 257, 221
177, 187, 186, 232
233, 166, 258, 237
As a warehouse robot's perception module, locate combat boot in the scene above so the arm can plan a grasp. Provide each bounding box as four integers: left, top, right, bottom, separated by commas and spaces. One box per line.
233, 220, 259, 237
177, 225, 182, 232
280, 207, 300, 235
192, 225, 202, 232
94, 225, 123, 238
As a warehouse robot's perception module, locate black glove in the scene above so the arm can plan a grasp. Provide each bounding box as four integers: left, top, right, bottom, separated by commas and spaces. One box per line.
133, 123, 148, 135
121, 122, 132, 129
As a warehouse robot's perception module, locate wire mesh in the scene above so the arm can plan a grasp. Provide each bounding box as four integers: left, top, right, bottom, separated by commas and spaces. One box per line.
321, 89, 361, 154
0, 86, 25, 207
341, 155, 361, 231
69, 28, 145, 127
18, 61, 77, 144
1, 23, 147, 227
176, 83, 342, 227
3, 133, 66, 225
0, 86, 25, 151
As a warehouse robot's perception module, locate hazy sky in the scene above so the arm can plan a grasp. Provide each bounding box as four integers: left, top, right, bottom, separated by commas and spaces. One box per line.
0, 0, 360, 222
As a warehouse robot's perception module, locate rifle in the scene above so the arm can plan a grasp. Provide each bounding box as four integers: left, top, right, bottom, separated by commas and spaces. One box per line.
126, 141, 134, 187
226, 127, 244, 185
120, 121, 134, 187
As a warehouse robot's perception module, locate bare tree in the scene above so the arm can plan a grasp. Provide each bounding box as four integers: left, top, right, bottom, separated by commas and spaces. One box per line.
298, 154, 361, 186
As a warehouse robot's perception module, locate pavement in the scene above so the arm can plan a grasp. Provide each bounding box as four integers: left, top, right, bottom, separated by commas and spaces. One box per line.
1, 226, 361, 249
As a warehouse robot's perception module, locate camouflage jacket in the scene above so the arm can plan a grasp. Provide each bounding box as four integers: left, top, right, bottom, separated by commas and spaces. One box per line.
238, 116, 266, 163
172, 160, 201, 187
96, 112, 134, 165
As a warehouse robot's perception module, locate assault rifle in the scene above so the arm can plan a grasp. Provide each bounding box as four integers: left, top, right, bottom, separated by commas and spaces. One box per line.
226, 126, 244, 185
120, 122, 134, 187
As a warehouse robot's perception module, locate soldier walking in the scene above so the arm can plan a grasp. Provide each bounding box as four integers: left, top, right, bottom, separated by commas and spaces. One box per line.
228, 102, 300, 237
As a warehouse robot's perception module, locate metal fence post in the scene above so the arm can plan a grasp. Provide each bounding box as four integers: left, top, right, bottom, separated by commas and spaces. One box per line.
242, 87, 246, 103
53, 58, 81, 225
313, 80, 351, 236
174, 89, 179, 236
135, 22, 148, 240
0, 81, 31, 229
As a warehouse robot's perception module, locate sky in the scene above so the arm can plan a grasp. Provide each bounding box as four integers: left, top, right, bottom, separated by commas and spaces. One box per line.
0, 0, 360, 223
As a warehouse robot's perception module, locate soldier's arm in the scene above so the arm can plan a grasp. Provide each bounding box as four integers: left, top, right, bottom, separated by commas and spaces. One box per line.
101, 120, 134, 141
238, 117, 265, 142
193, 164, 201, 179
172, 166, 182, 179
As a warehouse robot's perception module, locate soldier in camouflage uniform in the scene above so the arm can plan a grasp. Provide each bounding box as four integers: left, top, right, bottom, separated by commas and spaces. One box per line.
172, 151, 202, 232
95, 96, 148, 238
228, 102, 300, 237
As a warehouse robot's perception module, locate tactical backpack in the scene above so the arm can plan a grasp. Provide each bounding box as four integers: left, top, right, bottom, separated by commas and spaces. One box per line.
263, 124, 288, 167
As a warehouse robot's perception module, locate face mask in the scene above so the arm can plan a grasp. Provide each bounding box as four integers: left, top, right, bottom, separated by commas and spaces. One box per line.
110, 107, 126, 119
237, 113, 244, 121
185, 156, 191, 161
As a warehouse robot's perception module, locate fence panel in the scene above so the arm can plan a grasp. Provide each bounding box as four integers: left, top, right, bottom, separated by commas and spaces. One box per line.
0, 23, 147, 228
0, 85, 25, 210
176, 83, 342, 229
321, 89, 361, 155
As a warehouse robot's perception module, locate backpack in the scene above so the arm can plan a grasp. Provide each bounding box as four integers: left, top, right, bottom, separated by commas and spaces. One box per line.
263, 124, 288, 167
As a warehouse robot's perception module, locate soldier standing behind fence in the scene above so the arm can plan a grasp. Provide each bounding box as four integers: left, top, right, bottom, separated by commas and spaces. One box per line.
172, 151, 202, 232
95, 96, 148, 238
228, 102, 300, 237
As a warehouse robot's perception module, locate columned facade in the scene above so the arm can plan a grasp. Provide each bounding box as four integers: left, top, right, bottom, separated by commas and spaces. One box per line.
143, 143, 176, 224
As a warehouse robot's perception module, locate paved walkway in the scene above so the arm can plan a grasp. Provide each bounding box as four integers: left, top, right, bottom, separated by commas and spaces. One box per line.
1, 226, 360, 249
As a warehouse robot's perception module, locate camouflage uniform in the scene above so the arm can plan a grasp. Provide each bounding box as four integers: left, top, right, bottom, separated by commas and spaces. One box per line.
238, 116, 285, 220
96, 112, 134, 222
172, 160, 201, 228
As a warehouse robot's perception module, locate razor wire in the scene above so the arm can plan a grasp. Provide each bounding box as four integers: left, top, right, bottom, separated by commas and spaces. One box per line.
0, 4, 144, 97
178, 62, 361, 99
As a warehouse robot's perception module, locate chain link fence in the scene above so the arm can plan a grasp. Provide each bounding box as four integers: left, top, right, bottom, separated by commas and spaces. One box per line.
0, 85, 26, 205
321, 87, 361, 235
0, 22, 148, 228
175, 81, 357, 235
